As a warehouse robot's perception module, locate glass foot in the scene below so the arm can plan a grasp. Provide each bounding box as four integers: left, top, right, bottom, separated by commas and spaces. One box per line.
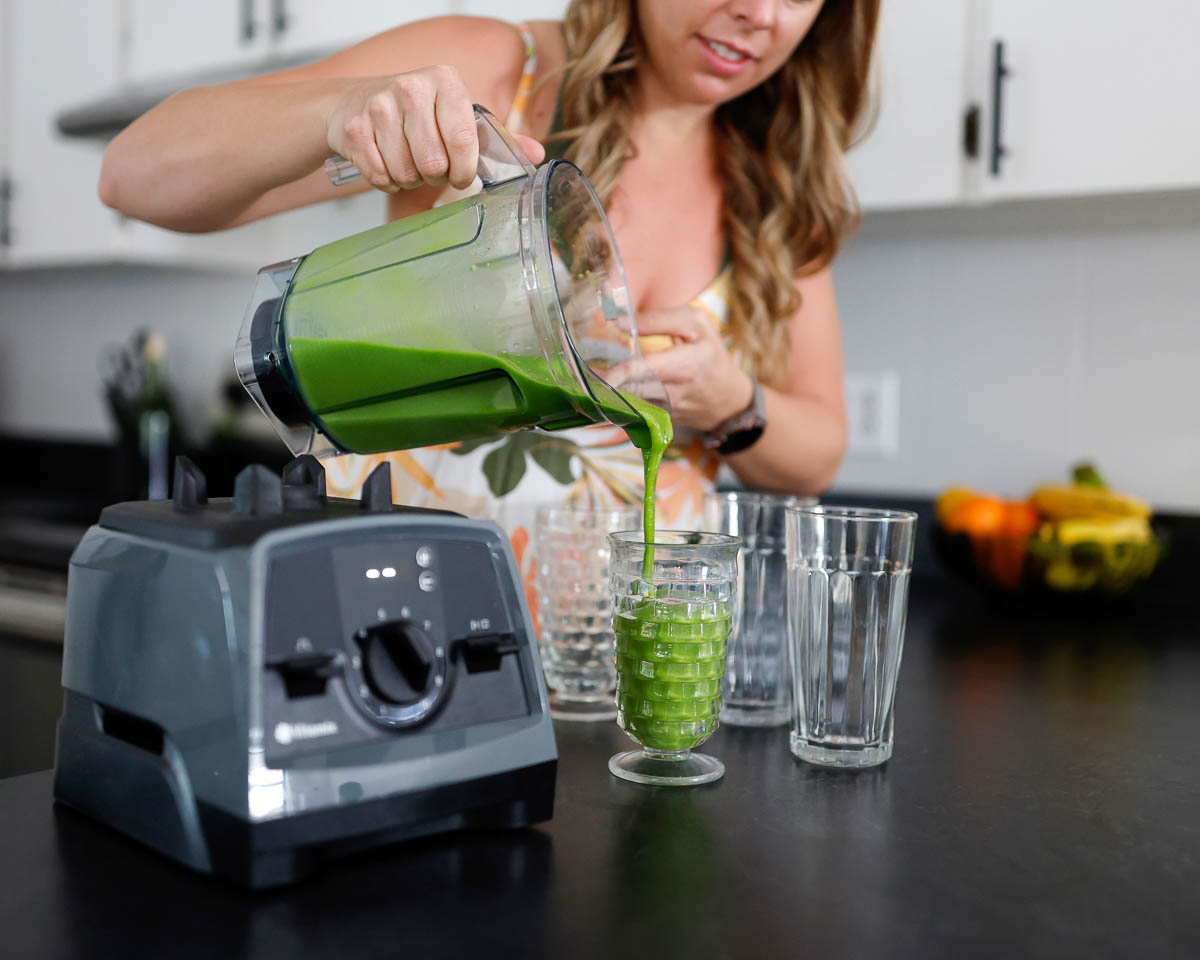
789, 733, 893, 768
549, 692, 617, 722
608, 748, 725, 786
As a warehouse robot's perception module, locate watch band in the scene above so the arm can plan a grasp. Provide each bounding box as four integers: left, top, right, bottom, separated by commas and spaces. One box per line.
703, 376, 767, 455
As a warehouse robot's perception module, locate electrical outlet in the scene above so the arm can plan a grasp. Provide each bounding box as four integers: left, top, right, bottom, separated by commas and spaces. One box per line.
845, 371, 900, 458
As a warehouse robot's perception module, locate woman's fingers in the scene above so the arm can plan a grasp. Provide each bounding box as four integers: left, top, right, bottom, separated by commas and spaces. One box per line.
636, 306, 714, 343
400, 103, 451, 187
643, 342, 706, 384
432, 76, 479, 189
516, 135, 546, 165
330, 66, 544, 195
368, 94, 420, 190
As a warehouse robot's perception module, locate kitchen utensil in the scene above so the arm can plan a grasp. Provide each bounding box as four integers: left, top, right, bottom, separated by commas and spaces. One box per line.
534, 503, 640, 721
702, 491, 816, 726
236, 105, 667, 459
54, 455, 556, 886
786, 505, 916, 768
607, 530, 741, 786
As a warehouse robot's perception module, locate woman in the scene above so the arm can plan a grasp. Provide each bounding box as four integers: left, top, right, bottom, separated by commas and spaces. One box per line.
99, 1, 879, 608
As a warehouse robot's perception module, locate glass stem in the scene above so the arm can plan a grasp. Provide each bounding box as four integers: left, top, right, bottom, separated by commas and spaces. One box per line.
643, 748, 691, 762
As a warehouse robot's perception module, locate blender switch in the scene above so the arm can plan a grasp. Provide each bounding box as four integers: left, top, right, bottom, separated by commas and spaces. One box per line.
269, 652, 342, 699
457, 633, 519, 674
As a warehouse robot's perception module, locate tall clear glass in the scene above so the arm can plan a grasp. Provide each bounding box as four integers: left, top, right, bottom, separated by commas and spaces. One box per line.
702, 491, 816, 727
786, 506, 917, 768
608, 531, 741, 786
534, 504, 641, 721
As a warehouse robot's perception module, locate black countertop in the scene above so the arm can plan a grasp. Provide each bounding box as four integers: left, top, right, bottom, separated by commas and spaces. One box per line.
1, 589, 1198, 959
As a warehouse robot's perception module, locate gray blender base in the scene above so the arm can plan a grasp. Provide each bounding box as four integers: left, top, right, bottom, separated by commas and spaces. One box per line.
55, 691, 555, 888
53, 458, 558, 888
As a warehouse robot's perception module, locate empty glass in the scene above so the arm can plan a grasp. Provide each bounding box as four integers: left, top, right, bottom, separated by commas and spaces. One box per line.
786, 506, 917, 768
608, 531, 741, 786
534, 504, 641, 720
703, 491, 816, 727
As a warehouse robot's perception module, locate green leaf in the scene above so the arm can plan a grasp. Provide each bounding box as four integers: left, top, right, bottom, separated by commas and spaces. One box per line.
1071, 461, 1107, 488
529, 438, 577, 485
449, 435, 498, 457
481, 438, 527, 497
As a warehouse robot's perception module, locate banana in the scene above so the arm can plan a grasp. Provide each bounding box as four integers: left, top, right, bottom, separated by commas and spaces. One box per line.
1031, 484, 1151, 521
1053, 515, 1151, 545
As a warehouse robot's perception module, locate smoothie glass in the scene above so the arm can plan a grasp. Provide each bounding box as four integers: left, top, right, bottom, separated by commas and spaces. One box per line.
235, 105, 668, 459
608, 531, 742, 786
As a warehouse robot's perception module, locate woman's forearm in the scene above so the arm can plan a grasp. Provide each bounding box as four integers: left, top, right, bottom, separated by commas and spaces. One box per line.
98, 77, 362, 232
723, 385, 847, 496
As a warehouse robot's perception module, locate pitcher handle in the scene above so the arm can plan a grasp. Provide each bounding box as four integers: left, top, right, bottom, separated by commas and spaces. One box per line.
323, 103, 536, 188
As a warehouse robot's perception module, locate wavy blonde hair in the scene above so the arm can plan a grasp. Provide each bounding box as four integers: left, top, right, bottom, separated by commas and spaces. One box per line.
547, 0, 880, 386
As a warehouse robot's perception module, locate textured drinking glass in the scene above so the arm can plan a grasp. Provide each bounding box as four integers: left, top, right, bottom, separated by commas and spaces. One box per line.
535, 504, 641, 721
608, 531, 742, 786
703, 491, 816, 727
786, 506, 917, 768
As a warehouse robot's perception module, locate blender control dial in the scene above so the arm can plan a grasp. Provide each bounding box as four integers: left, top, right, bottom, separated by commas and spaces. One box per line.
352, 620, 449, 727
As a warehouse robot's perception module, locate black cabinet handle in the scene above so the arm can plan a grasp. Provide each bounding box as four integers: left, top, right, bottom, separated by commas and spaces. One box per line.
240, 0, 257, 42
271, 0, 289, 36
989, 40, 1011, 176
963, 103, 981, 160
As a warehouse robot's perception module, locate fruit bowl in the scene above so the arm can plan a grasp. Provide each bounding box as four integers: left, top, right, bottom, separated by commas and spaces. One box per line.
932, 469, 1165, 596
931, 522, 1164, 596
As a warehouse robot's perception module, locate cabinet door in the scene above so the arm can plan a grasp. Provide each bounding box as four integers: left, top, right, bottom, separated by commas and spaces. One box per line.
455, 0, 568, 19
847, 0, 974, 210
0, 0, 11, 259
126, 0, 267, 83
6, 0, 121, 265
272, 0, 454, 56
983, 0, 1200, 199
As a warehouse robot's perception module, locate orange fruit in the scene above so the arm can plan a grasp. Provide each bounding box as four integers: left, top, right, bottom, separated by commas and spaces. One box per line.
1002, 500, 1040, 540
943, 496, 1007, 538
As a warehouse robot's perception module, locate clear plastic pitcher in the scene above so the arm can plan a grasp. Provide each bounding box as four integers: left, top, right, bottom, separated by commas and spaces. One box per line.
235, 105, 667, 458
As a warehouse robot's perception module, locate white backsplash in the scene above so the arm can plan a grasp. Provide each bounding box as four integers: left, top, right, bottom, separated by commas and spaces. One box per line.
1, 191, 1197, 510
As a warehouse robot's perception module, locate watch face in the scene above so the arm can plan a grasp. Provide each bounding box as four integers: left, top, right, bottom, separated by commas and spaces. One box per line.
717, 423, 765, 455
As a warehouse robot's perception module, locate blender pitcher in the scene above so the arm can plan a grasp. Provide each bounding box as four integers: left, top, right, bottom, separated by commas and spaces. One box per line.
235, 105, 667, 458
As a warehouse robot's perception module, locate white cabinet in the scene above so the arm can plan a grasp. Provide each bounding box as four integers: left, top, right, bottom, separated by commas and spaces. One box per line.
0, 0, 11, 258
125, 0, 269, 84
5, 0, 121, 266
848, 0, 974, 210
980, 0, 1200, 200
455, 0, 568, 19
274, 0, 452, 56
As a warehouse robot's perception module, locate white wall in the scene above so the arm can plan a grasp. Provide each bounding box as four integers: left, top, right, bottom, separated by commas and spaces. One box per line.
833, 192, 1200, 513
1, 191, 1198, 512
0, 264, 253, 443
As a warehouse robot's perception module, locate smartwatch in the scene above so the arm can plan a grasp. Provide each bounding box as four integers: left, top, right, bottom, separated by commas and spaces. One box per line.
703, 376, 767, 455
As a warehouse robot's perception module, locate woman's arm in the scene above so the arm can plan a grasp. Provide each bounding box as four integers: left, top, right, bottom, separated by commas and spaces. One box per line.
98, 16, 539, 233
637, 267, 849, 496
724, 268, 848, 494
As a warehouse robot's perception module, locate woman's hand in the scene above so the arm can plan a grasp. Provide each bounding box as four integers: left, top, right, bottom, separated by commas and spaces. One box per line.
325, 65, 545, 194
637, 306, 754, 433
